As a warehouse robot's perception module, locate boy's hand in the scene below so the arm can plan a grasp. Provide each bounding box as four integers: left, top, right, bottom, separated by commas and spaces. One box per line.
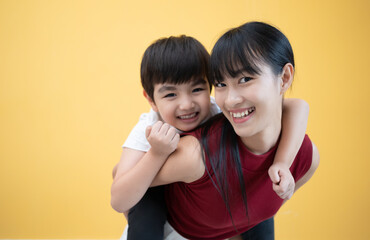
268, 163, 295, 200
145, 121, 180, 157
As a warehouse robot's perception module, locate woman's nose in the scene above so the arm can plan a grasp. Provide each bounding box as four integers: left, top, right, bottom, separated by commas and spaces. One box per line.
225, 88, 243, 107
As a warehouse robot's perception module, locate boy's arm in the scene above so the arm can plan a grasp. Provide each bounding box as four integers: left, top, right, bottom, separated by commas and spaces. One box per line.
112, 148, 145, 218
111, 122, 179, 213
151, 135, 205, 187
112, 149, 145, 180
269, 98, 309, 199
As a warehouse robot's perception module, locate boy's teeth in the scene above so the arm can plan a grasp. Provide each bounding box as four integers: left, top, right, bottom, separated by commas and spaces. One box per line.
179, 113, 196, 119
230, 107, 254, 118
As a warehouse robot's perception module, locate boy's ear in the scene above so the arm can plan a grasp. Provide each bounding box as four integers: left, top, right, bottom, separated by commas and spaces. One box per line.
143, 90, 159, 112
280, 63, 294, 95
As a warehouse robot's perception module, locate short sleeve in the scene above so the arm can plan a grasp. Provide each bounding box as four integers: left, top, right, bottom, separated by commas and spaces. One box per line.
209, 96, 221, 116
122, 109, 159, 152
290, 135, 313, 182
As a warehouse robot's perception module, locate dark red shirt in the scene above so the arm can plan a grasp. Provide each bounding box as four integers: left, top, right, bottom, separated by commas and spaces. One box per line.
165, 117, 313, 240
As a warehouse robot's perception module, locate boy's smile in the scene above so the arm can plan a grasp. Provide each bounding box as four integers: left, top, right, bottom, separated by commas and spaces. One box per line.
146, 78, 211, 132
177, 112, 199, 122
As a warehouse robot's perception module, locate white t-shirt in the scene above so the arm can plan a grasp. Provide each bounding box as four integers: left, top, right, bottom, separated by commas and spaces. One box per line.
122, 96, 221, 152
120, 97, 220, 240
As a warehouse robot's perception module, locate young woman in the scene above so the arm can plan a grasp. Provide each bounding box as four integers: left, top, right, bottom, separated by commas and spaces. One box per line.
120, 21, 319, 240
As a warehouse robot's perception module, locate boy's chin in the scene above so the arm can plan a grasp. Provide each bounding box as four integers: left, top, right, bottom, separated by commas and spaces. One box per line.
175, 123, 198, 132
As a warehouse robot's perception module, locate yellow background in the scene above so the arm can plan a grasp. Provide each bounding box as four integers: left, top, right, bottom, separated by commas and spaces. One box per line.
1, 0, 369, 239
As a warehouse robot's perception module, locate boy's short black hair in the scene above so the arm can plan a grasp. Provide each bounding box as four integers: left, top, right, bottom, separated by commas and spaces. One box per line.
141, 35, 211, 100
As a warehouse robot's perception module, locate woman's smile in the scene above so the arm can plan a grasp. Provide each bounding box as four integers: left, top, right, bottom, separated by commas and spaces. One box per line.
229, 107, 255, 123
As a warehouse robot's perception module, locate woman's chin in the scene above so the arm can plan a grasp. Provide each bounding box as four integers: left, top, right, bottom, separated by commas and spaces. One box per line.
233, 126, 254, 139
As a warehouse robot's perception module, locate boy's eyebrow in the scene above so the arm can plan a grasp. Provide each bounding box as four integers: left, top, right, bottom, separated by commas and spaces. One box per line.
157, 85, 177, 93
157, 78, 207, 93
191, 78, 207, 86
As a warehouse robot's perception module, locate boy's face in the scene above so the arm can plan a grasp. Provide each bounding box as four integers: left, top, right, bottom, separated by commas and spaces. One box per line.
146, 78, 211, 132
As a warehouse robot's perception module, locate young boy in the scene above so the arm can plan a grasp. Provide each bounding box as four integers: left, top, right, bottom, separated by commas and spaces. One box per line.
111, 35, 309, 240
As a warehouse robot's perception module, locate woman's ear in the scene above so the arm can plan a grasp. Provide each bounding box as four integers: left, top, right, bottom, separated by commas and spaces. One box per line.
280, 63, 294, 95
143, 90, 159, 112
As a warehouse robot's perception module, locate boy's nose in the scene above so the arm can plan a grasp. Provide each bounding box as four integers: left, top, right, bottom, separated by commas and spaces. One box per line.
179, 96, 195, 110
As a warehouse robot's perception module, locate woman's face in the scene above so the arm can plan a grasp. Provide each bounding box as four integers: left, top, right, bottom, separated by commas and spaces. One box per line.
214, 63, 284, 141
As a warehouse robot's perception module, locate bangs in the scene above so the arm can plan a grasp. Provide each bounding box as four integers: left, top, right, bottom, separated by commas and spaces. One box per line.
156, 47, 208, 85
210, 22, 295, 86
141, 35, 211, 100
146, 36, 209, 86
210, 32, 264, 84
210, 26, 267, 85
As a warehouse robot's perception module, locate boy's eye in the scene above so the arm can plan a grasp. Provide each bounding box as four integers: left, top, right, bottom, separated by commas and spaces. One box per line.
192, 88, 204, 93
164, 93, 176, 98
214, 82, 226, 88
240, 77, 253, 83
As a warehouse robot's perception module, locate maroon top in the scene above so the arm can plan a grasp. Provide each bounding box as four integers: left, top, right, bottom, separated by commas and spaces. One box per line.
165, 117, 313, 240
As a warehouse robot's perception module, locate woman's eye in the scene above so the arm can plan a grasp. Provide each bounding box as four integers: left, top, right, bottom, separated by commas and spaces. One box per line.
164, 93, 176, 98
193, 88, 204, 93
214, 82, 226, 88
240, 77, 252, 83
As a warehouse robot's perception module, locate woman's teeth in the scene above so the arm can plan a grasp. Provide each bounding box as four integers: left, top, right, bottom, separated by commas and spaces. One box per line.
230, 107, 255, 118
179, 113, 197, 119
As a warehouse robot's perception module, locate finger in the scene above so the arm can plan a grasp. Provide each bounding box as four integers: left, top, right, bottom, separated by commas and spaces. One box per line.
268, 168, 281, 184
283, 183, 295, 199
273, 179, 289, 196
281, 187, 294, 200
280, 193, 288, 200
172, 133, 180, 144
151, 121, 163, 134
276, 185, 290, 199
273, 188, 285, 199
167, 127, 178, 139
280, 188, 291, 199
287, 183, 295, 199
167, 133, 180, 152
278, 174, 289, 191
158, 123, 171, 135
145, 125, 152, 139
272, 183, 283, 196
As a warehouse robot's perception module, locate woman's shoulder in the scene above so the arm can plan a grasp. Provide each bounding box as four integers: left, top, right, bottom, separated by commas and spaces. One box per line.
290, 135, 315, 181
173, 135, 206, 183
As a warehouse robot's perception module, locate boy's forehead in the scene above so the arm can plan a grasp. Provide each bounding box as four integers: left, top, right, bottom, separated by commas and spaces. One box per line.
155, 78, 208, 92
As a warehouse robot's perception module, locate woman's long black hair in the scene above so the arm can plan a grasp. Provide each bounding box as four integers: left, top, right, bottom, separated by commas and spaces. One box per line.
200, 113, 247, 229
200, 22, 295, 226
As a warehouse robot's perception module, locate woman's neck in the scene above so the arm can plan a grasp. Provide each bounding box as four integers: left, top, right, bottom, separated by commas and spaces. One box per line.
240, 119, 281, 155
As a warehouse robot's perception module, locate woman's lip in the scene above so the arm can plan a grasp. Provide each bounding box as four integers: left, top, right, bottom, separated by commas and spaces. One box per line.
229, 107, 255, 117
229, 108, 255, 124
229, 108, 250, 113
228, 106, 255, 113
